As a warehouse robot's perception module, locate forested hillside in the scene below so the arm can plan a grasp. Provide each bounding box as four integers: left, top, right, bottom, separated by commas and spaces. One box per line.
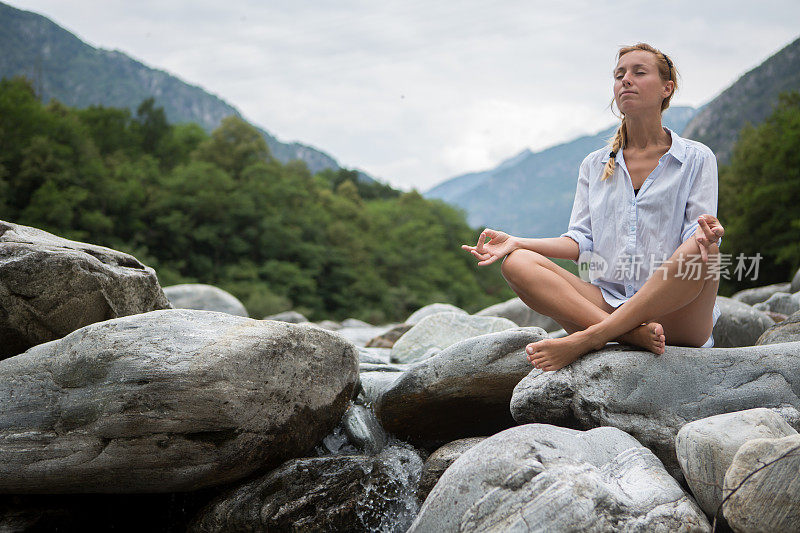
0, 77, 514, 322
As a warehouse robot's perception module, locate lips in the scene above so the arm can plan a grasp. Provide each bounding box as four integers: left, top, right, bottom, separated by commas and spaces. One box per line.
620, 91, 636, 96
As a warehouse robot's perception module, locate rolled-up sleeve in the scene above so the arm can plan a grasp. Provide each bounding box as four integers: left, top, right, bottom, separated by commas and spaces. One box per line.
560, 156, 593, 262
680, 148, 720, 246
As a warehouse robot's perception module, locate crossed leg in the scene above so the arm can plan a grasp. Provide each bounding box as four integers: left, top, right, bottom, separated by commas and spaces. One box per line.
500, 249, 666, 355
523, 237, 720, 371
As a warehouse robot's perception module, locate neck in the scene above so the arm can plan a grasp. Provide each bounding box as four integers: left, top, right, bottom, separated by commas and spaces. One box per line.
623, 112, 669, 150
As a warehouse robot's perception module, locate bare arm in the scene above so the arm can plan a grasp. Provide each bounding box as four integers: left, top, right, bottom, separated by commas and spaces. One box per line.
463, 229, 580, 265
510, 236, 579, 261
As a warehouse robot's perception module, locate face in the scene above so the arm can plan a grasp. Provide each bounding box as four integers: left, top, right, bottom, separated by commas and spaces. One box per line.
613, 50, 673, 115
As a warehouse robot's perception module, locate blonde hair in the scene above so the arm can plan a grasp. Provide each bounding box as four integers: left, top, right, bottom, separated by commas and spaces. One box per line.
601, 43, 679, 181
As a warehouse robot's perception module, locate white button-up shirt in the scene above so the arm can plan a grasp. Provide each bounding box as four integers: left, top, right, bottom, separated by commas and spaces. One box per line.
561, 126, 721, 326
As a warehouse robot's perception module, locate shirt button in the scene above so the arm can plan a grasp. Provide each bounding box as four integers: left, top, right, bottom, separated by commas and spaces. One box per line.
629, 226, 635, 231
627, 284, 633, 291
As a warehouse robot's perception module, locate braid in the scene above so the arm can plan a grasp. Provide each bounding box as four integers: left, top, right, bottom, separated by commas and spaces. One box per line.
601, 117, 626, 181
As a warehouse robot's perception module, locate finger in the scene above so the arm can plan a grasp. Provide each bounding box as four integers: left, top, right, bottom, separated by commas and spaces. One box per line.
698, 217, 716, 241
478, 255, 499, 266
470, 249, 490, 261
476, 232, 486, 253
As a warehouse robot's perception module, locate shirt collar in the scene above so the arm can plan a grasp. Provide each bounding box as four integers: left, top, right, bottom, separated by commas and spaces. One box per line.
601, 126, 687, 164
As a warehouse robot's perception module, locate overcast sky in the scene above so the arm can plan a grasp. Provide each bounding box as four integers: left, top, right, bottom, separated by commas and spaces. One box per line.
7, 1, 800, 191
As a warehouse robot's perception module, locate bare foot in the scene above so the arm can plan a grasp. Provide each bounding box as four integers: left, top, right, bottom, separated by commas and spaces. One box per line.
525, 331, 600, 372
617, 322, 666, 355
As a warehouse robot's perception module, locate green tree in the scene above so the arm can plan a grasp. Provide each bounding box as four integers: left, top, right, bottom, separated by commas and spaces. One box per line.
193, 116, 271, 178
719, 90, 800, 292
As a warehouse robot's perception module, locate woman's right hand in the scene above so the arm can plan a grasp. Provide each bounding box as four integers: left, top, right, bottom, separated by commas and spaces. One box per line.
461, 228, 518, 266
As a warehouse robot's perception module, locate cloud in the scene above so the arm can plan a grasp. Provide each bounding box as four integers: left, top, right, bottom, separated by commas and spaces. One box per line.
8, 0, 800, 190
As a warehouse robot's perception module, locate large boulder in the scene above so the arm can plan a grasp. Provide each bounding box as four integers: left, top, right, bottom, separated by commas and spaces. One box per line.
0, 220, 171, 358
163, 284, 247, 317
675, 408, 797, 517
757, 310, 800, 345
475, 297, 561, 331
191, 444, 423, 533
408, 424, 710, 532
713, 296, 774, 347
723, 434, 800, 532
376, 327, 547, 446
390, 312, 517, 364
405, 303, 467, 325
753, 291, 800, 316
0, 309, 358, 493
731, 282, 791, 305
510, 342, 800, 480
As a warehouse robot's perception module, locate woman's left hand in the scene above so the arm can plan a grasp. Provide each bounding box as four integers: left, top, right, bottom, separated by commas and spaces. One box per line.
694, 214, 724, 263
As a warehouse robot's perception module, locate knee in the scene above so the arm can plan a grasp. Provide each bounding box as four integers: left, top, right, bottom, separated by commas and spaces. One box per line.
500, 249, 544, 282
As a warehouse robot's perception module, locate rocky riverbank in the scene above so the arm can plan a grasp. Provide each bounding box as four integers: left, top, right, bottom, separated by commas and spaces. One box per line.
2, 219, 799, 532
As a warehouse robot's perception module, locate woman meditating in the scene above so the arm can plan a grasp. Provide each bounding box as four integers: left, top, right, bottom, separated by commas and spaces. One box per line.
462, 43, 724, 372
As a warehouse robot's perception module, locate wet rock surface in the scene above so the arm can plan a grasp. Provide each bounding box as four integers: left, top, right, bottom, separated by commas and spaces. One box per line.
191, 444, 423, 533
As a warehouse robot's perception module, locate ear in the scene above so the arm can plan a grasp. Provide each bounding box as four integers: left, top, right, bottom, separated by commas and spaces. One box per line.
663, 80, 674, 98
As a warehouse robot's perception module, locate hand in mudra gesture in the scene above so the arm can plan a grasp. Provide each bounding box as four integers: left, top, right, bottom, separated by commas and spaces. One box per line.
694, 214, 724, 263
461, 228, 517, 266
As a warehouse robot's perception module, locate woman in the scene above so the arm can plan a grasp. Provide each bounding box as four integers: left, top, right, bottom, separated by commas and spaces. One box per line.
462, 43, 724, 371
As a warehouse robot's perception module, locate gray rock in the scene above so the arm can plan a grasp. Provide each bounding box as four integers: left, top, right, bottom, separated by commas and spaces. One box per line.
390, 312, 517, 364
315, 319, 342, 330
341, 317, 372, 328
191, 444, 423, 533
163, 284, 248, 317
548, 328, 568, 338
713, 296, 774, 347
358, 362, 409, 373
0, 309, 358, 493
366, 323, 413, 348
675, 408, 797, 517
0, 220, 171, 359
723, 434, 800, 532
476, 297, 562, 331
358, 346, 391, 364
405, 303, 467, 325
753, 291, 800, 316
731, 282, 792, 305
376, 327, 547, 445
792, 267, 800, 293
408, 424, 710, 533
757, 310, 800, 345
336, 323, 392, 348
358, 371, 405, 406
510, 342, 800, 480
418, 437, 486, 504
343, 404, 387, 454
263, 310, 308, 323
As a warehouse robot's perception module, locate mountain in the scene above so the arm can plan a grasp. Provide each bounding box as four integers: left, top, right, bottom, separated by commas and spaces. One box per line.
424, 106, 697, 239
682, 36, 800, 163
0, 1, 375, 181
